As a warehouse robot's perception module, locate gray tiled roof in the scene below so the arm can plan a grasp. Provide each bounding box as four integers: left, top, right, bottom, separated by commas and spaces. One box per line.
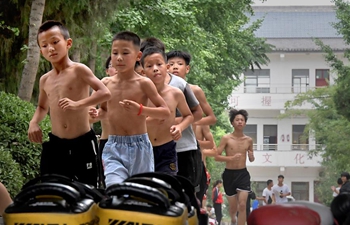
251, 11, 340, 38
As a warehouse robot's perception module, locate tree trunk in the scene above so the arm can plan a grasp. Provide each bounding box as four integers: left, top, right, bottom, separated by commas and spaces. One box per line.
18, 0, 45, 102
71, 47, 81, 62
88, 41, 97, 74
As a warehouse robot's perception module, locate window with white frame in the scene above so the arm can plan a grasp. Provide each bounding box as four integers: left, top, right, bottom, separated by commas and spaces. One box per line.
292, 69, 309, 93
244, 125, 257, 150
292, 125, 309, 150
244, 69, 270, 93
315, 69, 330, 87
292, 182, 309, 201
263, 125, 277, 150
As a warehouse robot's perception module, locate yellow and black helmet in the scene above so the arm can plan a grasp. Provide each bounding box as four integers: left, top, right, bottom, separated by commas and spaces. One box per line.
96, 175, 189, 225
3, 174, 102, 225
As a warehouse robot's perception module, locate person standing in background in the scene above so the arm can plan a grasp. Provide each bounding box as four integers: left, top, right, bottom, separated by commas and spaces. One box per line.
212, 180, 223, 225
331, 178, 342, 198
272, 175, 290, 204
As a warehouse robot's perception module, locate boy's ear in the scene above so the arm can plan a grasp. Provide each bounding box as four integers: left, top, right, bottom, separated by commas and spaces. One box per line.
137, 51, 142, 61
66, 38, 73, 49
186, 65, 190, 74
140, 69, 145, 76
166, 64, 170, 70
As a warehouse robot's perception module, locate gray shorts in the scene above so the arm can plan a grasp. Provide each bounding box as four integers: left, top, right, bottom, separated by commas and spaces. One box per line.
102, 133, 154, 188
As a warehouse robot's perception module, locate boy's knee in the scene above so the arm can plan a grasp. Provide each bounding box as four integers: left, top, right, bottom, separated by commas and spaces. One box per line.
238, 202, 246, 212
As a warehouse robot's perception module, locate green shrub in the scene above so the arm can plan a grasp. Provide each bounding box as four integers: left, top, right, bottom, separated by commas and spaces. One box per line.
0, 91, 51, 183
0, 147, 24, 197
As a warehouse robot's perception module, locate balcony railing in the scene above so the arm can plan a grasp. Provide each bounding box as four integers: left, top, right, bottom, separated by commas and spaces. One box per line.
253, 144, 321, 151
243, 86, 321, 94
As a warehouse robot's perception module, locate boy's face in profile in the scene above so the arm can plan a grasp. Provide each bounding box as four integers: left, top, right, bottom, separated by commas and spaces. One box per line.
231, 114, 246, 129
143, 53, 169, 84
167, 57, 190, 79
111, 40, 141, 73
38, 26, 72, 63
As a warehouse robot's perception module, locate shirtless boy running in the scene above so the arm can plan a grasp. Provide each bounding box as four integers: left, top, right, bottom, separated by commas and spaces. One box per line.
215, 109, 255, 225
93, 31, 170, 188
141, 46, 194, 175
28, 20, 111, 187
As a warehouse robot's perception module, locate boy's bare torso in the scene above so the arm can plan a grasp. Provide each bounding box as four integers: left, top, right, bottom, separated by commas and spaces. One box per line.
104, 74, 148, 136
43, 63, 91, 139
147, 85, 177, 146
224, 133, 252, 169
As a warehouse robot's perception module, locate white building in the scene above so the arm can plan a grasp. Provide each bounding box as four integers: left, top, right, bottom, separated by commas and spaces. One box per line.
229, 1, 347, 202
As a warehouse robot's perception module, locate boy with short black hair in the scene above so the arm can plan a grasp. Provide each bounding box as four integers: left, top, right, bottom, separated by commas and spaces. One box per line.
167, 50, 217, 203
272, 175, 291, 204
141, 46, 194, 175
28, 20, 111, 187
140, 37, 203, 189
214, 109, 254, 225
92, 31, 170, 188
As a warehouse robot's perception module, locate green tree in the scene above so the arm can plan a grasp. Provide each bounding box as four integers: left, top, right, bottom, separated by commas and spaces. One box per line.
282, 86, 350, 205
282, 0, 350, 205
18, 0, 46, 101
107, 0, 271, 118
0, 92, 51, 184
315, 0, 350, 121
0, 0, 118, 100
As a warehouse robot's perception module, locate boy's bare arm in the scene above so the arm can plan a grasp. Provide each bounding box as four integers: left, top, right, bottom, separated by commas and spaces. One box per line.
141, 79, 170, 119
272, 193, 276, 204
198, 125, 215, 149
190, 104, 203, 123
59, 65, 111, 110
202, 147, 218, 157
89, 77, 110, 123
30, 76, 49, 124
214, 136, 230, 162
170, 91, 194, 140
192, 85, 217, 126
201, 125, 217, 157
247, 137, 255, 162
94, 101, 108, 120
28, 76, 49, 143
174, 105, 203, 124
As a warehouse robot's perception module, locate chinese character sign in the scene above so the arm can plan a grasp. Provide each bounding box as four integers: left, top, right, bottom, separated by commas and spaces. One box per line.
294, 153, 305, 164
261, 96, 272, 106
262, 153, 272, 163
230, 96, 239, 107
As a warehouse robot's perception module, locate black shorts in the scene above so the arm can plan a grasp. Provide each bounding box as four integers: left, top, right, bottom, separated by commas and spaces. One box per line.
177, 148, 202, 190
196, 162, 207, 206
153, 140, 177, 175
40, 130, 98, 187
222, 168, 251, 196
99, 139, 108, 156
98, 139, 108, 187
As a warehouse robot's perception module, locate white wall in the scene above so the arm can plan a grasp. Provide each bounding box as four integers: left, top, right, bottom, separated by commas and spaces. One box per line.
248, 117, 316, 151
253, 0, 334, 6
247, 117, 314, 151
233, 52, 337, 94
229, 52, 340, 110
249, 167, 320, 202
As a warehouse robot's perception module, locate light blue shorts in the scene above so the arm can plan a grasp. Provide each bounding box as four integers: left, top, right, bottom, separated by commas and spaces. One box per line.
102, 133, 154, 188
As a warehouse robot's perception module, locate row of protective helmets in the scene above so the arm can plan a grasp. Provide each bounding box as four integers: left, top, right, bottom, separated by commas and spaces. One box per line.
3, 173, 202, 225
